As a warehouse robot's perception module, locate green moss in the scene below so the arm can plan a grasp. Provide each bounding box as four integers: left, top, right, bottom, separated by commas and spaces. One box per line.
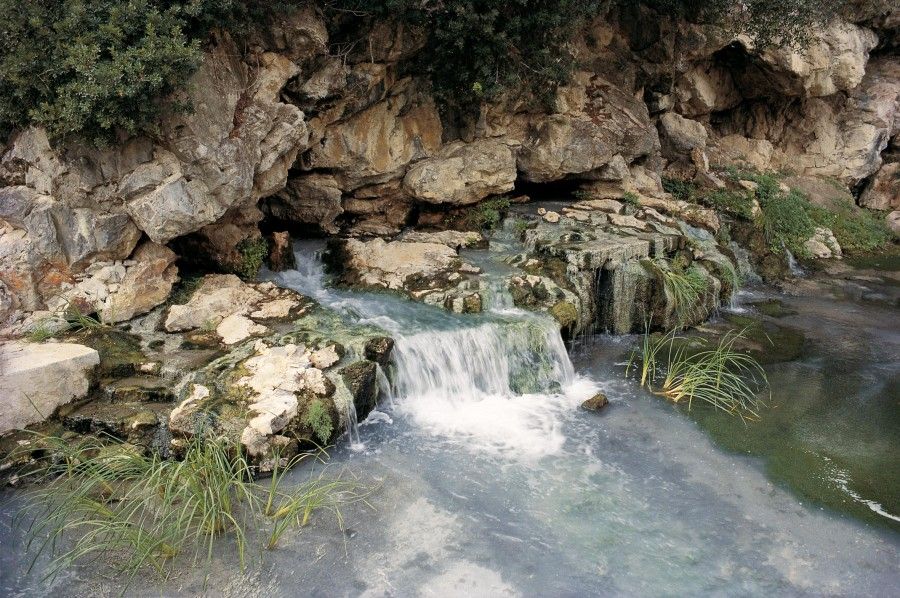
234, 237, 269, 280
303, 399, 333, 445
467, 196, 511, 231
71, 328, 147, 378
549, 300, 578, 328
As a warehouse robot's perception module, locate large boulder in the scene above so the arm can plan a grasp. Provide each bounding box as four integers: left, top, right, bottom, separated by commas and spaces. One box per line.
305, 81, 442, 190
743, 21, 878, 98
860, 161, 900, 211
403, 139, 516, 205
517, 71, 659, 182
0, 341, 99, 433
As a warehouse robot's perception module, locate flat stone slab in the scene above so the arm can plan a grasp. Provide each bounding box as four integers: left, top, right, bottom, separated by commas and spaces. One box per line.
0, 341, 99, 433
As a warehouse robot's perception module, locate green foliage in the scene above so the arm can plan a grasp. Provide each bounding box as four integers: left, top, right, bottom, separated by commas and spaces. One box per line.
331, 0, 608, 114
702, 190, 754, 219
17, 432, 363, 587
628, 328, 769, 420
304, 399, 334, 445
663, 176, 754, 219
806, 203, 891, 254
0, 0, 276, 144
622, 191, 640, 208
26, 302, 106, 342
662, 177, 697, 203
469, 196, 511, 231
645, 0, 842, 48
234, 237, 269, 280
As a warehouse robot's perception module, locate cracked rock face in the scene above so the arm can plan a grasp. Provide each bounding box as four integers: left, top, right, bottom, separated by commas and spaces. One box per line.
0, 34, 309, 317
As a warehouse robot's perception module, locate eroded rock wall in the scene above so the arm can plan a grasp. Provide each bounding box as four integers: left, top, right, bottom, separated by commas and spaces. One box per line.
1, 6, 898, 327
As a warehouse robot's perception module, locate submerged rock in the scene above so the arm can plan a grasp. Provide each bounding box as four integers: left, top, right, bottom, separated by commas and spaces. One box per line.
581, 392, 610, 412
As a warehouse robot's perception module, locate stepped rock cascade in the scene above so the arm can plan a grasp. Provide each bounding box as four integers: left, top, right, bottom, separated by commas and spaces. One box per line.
270, 241, 595, 457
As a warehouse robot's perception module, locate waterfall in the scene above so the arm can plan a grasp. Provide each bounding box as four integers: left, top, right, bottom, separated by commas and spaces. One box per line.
390, 318, 574, 402
785, 246, 804, 277
271, 241, 592, 456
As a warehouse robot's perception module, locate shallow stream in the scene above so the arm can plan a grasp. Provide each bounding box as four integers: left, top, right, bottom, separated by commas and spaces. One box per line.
1, 237, 898, 596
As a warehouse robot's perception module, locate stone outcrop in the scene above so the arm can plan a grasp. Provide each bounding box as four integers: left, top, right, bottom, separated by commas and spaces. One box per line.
0, 341, 99, 433
0, 33, 309, 319
1, 7, 897, 332
327, 237, 484, 313
403, 140, 517, 205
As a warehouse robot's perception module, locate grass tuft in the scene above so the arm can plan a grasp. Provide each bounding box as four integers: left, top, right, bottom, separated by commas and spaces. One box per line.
15, 432, 365, 590
628, 328, 769, 420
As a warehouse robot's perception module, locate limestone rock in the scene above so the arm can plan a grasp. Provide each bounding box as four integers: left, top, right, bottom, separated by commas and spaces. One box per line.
216, 314, 269, 345
860, 162, 900, 211
267, 174, 344, 234
306, 84, 442, 190
887, 211, 900, 236
804, 227, 842, 259
543, 211, 561, 223
0, 342, 99, 433
99, 242, 178, 324
400, 230, 485, 249
747, 21, 878, 98
327, 238, 482, 312
659, 113, 708, 158
165, 274, 264, 332
267, 231, 296, 271
403, 139, 516, 205
517, 72, 658, 182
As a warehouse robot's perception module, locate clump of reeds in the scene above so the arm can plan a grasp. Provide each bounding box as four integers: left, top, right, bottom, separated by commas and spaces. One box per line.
628, 328, 768, 420
661, 265, 709, 328
16, 433, 368, 589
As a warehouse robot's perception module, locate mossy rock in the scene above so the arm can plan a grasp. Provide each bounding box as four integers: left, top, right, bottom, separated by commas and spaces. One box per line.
71, 327, 147, 378
341, 360, 379, 420
550, 300, 578, 329
747, 299, 798, 318
364, 336, 394, 367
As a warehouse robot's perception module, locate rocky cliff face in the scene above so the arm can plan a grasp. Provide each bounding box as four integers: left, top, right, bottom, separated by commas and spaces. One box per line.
0, 6, 898, 327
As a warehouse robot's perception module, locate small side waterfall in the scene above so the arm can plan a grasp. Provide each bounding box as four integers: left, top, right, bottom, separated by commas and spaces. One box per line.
785, 246, 804, 277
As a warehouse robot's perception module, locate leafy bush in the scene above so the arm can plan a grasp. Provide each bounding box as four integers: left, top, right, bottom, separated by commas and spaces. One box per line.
0, 0, 273, 144
234, 237, 269, 279
468, 196, 511, 231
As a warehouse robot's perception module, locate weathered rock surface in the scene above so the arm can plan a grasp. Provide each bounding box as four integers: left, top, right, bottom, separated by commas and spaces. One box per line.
0, 342, 99, 433
403, 139, 516, 205
517, 71, 659, 182
860, 161, 900, 211
327, 237, 483, 313
0, 33, 309, 317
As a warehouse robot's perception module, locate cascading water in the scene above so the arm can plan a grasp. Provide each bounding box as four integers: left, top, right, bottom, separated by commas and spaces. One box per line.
268, 240, 596, 457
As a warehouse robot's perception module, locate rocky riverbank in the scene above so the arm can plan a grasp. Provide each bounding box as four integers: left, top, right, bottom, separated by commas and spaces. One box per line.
1, 4, 898, 476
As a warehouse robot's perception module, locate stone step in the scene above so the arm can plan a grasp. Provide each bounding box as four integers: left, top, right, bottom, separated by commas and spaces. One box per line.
99, 376, 175, 404
61, 400, 173, 443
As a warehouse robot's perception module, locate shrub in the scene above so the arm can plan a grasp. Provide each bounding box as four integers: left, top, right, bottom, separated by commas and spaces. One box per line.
0, 0, 276, 144
469, 196, 511, 231
234, 237, 269, 279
